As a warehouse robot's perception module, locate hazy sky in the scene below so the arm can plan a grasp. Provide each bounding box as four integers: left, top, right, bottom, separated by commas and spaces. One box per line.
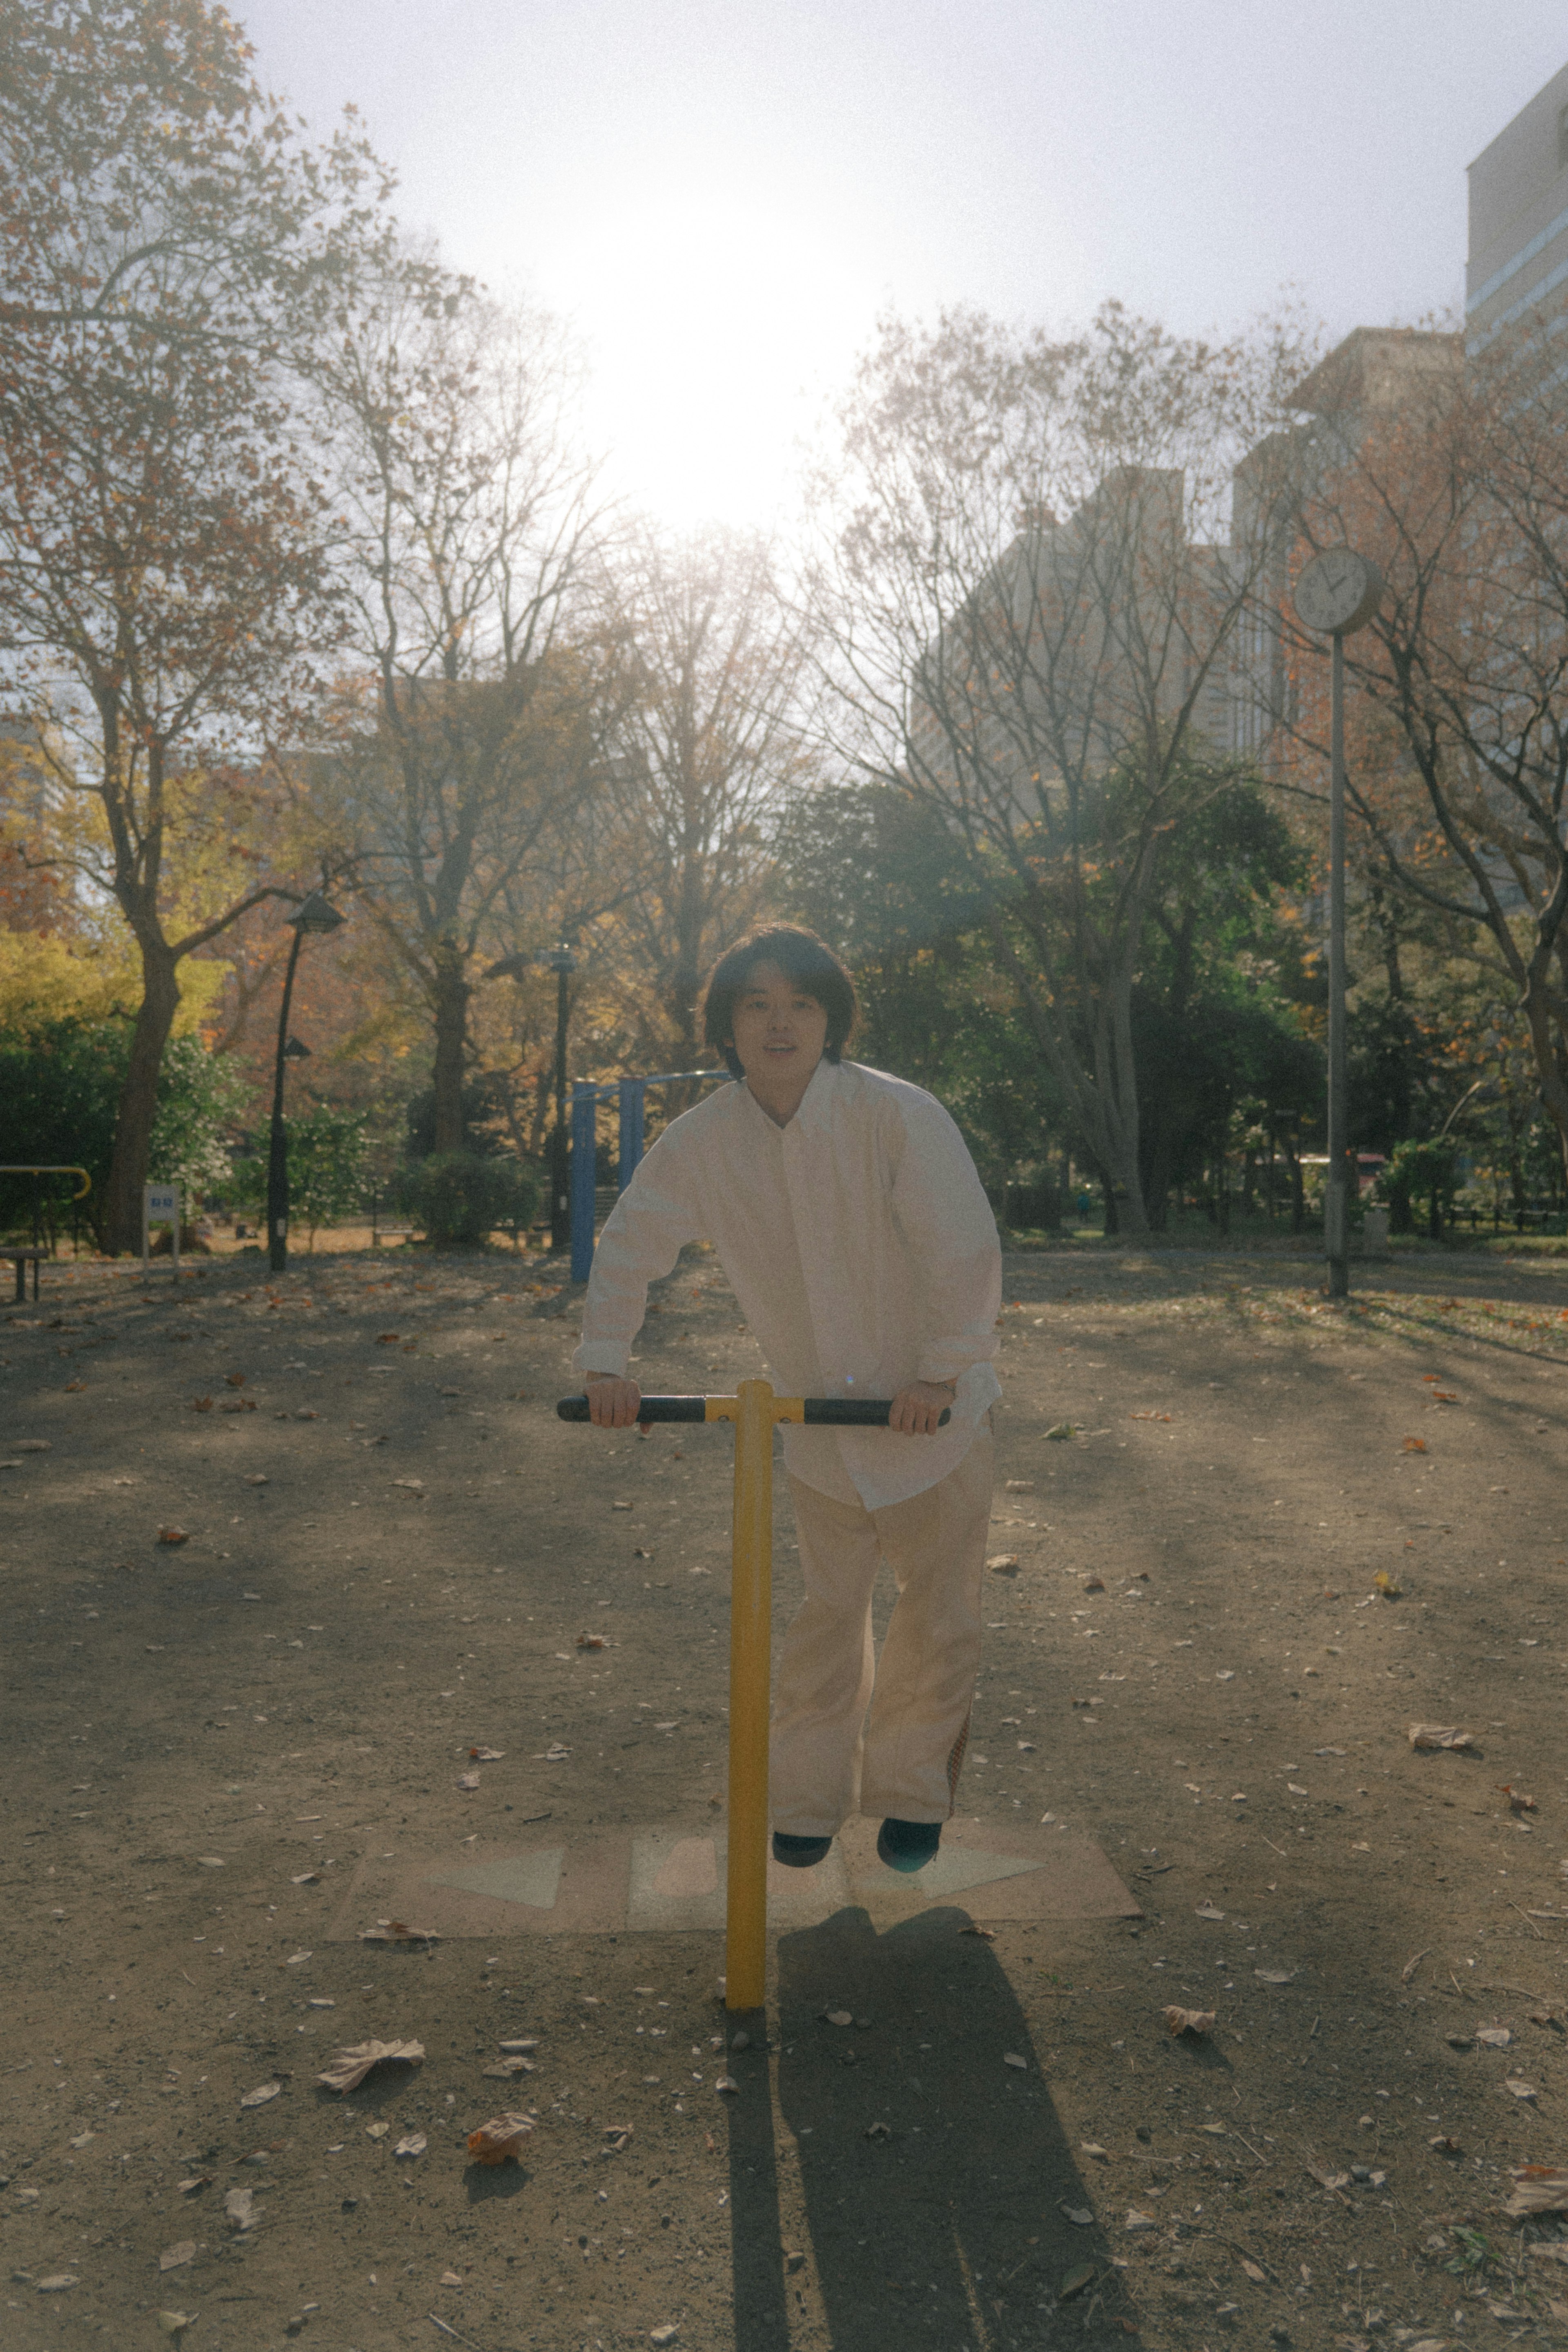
238, 0, 1568, 528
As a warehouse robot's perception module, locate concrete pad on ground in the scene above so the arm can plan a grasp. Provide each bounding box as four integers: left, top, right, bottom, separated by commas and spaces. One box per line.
327, 1816, 1140, 1941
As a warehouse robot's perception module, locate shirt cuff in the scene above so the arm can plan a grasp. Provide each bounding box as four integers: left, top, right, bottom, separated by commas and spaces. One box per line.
572, 1340, 630, 1378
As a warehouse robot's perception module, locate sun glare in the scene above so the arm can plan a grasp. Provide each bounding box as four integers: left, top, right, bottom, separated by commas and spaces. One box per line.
552, 175, 874, 530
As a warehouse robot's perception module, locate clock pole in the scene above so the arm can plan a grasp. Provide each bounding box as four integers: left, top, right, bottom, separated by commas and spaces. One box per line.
1327, 628, 1349, 1299
1290, 550, 1384, 1304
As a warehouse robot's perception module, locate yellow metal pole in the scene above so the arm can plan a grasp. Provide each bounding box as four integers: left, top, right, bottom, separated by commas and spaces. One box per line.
725, 1377, 774, 2011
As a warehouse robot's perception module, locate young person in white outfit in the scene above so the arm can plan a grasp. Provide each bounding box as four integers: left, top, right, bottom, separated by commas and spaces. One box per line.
574, 927, 1001, 1874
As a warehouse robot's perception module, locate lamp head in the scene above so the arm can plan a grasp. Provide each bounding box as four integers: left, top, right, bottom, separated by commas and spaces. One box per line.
290, 890, 345, 935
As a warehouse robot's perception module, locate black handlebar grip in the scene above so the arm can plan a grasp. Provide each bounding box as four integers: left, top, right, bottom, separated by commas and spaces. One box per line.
556, 1394, 707, 1422
802, 1398, 951, 1427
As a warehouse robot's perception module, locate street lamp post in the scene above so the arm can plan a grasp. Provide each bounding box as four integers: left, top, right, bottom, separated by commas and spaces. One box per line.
546, 945, 577, 1253
267, 891, 345, 1274
1292, 551, 1384, 1301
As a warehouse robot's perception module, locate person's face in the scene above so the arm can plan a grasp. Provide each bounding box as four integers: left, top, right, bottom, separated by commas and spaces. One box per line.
726, 961, 829, 1088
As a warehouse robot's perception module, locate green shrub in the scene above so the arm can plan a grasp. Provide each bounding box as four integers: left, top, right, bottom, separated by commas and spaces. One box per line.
401, 1153, 539, 1248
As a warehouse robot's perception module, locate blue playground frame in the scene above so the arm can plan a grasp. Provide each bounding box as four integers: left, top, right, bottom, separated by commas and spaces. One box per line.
570, 1070, 731, 1280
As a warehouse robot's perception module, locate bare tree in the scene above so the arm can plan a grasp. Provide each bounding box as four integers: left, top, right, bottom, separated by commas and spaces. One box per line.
1277, 323, 1568, 1180
808, 301, 1310, 1234
596, 526, 814, 1069
312, 258, 613, 1153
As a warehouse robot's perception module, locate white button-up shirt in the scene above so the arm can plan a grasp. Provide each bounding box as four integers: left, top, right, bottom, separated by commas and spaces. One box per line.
571, 1058, 1002, 1509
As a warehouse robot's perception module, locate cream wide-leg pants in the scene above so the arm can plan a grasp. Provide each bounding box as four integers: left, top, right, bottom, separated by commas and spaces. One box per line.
768, 1425, 994, 1835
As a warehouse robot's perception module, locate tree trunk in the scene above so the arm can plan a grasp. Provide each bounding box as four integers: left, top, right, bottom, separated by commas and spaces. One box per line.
431, 950, 471, 1157
103, 940, 182, 1255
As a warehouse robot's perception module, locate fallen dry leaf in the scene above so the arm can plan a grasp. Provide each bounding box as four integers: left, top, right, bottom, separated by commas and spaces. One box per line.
1003, 2052, 1028, 2070
1500, 1785, 1538, 1813
359, 1920, 439, 1944
1004, 1479, 1035, 1492
469, 1746, 504, 1761
394, 2131, 426, 2158
157, 1525, 190, 1545
576, 1632, 606, 1650
960, 1924, 996, 1940
1409, 1724, 1474, 1751
1241, 2258, 1267, 2284
536, 1743, 571, 1761
1477, 2027, 1514, 2049
1061, 2202, 1094, 2226
158, 2242, 197, 2272
1373, 1569, 1402, 1598
224, 2186, 256, 2232
243, 1474, 267, 1486
1195, 1902, 1225, 1921
483, 2057, 535, 2078
986, 1553, 1020, 1575
189, 1396, 213, 1413
224, 1373, 246, 1387
176, 2174, 209, 2196
1402, 1436, 1427, 1453
317, 2038, 425, 2093
1164, 2006, 1216, 2037
1045, 1422, 1074, 1440
35, 2274, 78, 2292
823, 2010, 853, 2027
157, 2314, 196, 2337
467, 2111, 535, 2165
238, 2081, 281, 2109
1254, 1969, 1296, 1985
498, 2038, 538, 2054
1082, 1575, 1105, 1593
864, 2120, 891, 2140
63, 1379, 85, 1393
1506, 2077, 1538, 2101
1507, 2166, 1568, 2217
457, 1772, 480, 1791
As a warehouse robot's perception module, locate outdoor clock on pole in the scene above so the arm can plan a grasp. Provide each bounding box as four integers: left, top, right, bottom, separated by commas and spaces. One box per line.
1293, 548, 1383, 638
1290, 545, 1383, 1306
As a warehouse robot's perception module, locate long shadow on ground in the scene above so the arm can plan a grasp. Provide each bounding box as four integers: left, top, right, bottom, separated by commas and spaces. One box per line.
729, 1904, 1141, 2350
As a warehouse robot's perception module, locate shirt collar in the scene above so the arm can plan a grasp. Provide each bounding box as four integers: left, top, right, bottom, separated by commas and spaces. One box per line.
739, 1054, 840, 1135
792, 1057, 840, 1130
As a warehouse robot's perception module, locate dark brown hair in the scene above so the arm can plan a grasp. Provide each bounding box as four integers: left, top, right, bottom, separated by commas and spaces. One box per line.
702, 926, 858, 1079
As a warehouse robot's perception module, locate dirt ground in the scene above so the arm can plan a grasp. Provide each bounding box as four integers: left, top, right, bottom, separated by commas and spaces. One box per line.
3, 1233, 1568, 2352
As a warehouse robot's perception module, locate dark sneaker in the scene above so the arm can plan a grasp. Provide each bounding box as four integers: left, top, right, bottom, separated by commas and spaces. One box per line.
877, 1817, 942, 1873
772, 1831, 832, 1869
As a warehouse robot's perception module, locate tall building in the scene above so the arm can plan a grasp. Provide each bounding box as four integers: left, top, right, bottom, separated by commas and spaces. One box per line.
1466, 58, 1568, 354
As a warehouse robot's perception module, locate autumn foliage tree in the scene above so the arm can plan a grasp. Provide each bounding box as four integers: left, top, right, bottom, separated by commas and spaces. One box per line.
0, 0, 385, 1249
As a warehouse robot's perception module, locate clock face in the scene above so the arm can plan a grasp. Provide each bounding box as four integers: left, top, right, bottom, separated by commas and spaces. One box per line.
1293, 549, 1383, 635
